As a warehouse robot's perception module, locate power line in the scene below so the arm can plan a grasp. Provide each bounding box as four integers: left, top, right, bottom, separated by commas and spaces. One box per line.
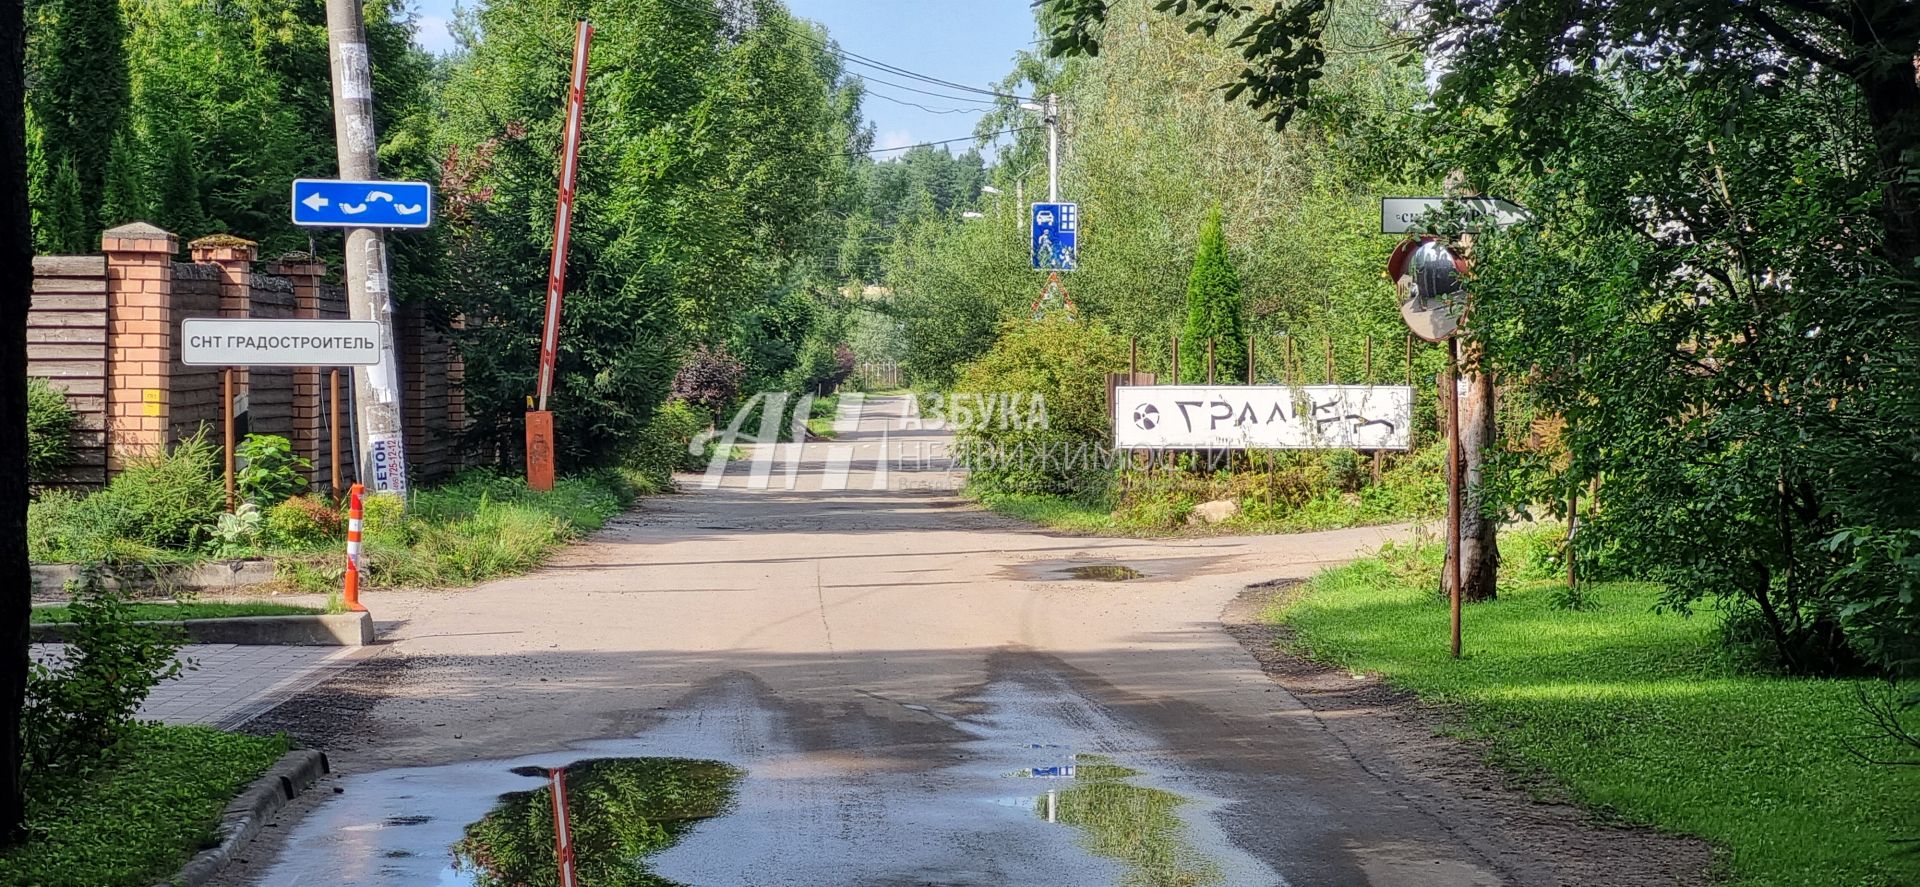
834, 53, 1032, 102
839, 126, 1040, 157
652, 0, 1037, 103
865, 89, 992, 115
848, 72, 1006, 107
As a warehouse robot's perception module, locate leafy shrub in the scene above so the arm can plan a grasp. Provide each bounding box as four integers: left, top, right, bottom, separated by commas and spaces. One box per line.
266, 495, 342, 548
208, 503, 264, 558
26, 491, 80, 563
236, 433, 311, 507
24, 570, 185, 780
670, 344, 746, 417
1501, 522, 1569, 583
27, 378, 77, 485
628, 399, 712, 484
31, 435, 224, 561
954, 316, 1128, 497
358, 491, 412, 547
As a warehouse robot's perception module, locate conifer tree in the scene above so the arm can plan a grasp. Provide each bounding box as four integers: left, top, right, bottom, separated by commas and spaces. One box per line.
1178, 205, 1245, 383
26, 0, 130, 251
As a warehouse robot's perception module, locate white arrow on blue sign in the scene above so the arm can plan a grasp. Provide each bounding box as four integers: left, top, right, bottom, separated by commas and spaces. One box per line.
291, 179, 433, 229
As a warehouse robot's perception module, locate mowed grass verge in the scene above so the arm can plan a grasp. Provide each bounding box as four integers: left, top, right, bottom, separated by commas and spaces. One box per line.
0, 725, 289, 886
29, 601, 320, 623
1272, 544, 1920, 886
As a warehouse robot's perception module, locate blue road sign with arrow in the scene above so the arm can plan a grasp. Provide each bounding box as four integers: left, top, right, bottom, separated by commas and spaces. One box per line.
291, 179, 433, 228
1031, 202, 1077, 271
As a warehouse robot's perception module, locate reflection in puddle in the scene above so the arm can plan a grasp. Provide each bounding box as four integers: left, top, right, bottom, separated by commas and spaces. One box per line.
452, 758, 742, 887
1065, 564, 1146, 582
253, 671, 1282, 886
1030, 756, 1221, 887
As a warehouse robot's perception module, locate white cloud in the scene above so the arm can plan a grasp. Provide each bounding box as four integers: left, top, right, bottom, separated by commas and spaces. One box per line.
414, 16, 457, 55
878, 130, 917, 152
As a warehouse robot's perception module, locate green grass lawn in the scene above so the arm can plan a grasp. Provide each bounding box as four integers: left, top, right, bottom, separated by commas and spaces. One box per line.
974, 490, 1125, 533
1274, 544, 1920, 886
0, 725, 289, 886
30, 601, 320, 623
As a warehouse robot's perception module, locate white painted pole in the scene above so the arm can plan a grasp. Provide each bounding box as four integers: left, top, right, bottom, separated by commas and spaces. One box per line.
1046, 93, 1059, 202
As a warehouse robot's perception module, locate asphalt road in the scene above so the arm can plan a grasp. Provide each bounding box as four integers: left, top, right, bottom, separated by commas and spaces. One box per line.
224, 395, 1695, 887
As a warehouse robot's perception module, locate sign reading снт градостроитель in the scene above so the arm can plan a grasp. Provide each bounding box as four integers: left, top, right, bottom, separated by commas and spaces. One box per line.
181, 318, 383, 367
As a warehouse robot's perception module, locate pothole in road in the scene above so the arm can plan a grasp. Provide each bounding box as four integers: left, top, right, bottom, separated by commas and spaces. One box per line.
1063, 564, 1145, 582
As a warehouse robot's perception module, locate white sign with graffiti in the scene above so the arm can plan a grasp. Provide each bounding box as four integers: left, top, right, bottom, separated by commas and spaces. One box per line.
1113, 385, 1413, 450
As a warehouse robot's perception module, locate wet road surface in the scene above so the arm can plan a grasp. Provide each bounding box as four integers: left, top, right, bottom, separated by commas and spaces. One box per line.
225, 395, 1576, 886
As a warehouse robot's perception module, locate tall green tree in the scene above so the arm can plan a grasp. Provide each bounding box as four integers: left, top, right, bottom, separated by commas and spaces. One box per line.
438, 0, 859, 467
1178, 205, 1243, 383
1044, 0, 1920, 669
25, 0, 129, 252
1043, 0, 1920, 272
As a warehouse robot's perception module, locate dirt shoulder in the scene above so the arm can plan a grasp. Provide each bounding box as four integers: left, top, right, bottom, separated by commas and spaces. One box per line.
1220, 581, 1718, 887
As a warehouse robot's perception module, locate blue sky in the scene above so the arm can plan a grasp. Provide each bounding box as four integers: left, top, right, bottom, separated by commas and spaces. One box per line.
409, 1, 1039, 155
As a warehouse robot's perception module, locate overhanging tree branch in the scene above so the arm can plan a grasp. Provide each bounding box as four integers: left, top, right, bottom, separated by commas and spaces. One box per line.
1736, 4, 1860, 74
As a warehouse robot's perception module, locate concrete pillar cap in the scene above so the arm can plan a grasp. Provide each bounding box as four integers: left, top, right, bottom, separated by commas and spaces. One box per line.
102, 222, 179, 255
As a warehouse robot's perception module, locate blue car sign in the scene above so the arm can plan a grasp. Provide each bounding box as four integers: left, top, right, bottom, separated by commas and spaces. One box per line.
1031, 202, 1077, 271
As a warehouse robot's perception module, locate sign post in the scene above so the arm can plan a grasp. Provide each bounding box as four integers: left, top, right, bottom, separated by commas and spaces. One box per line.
529, 20, 594, 492
182, 318, 382, 511
1382, 195, 1528, 658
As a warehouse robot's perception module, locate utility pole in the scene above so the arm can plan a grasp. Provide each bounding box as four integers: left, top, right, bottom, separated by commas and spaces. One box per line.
1045, 93, 1060, 202
323, 0, 408, 497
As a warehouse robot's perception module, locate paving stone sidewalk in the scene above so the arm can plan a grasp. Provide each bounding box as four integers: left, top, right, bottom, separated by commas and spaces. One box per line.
30, 643, 368, 730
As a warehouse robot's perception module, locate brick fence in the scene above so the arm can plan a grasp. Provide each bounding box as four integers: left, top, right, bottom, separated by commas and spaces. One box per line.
28, 222, 463, 492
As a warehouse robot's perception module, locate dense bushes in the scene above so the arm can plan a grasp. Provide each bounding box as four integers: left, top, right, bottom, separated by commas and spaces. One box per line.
953, 316, 1129, 497
265, 495, 342, 548
27, 378, 77, 485
628, 400, 713, 485
29, 435, 225, 562
670, 345, 746, 418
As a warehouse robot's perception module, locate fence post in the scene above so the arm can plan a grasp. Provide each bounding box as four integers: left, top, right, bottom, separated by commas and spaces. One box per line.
101, 223, 180, 473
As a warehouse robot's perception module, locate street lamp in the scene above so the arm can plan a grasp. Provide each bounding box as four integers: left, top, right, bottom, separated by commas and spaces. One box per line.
981, 185, 1003, 196
961, 211, 985, 220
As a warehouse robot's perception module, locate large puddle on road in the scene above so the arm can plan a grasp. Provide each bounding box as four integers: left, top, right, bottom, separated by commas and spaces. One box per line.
254, 671, 1284, 886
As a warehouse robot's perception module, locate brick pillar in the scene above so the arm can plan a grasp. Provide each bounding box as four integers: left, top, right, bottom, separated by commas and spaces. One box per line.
189, 234, 258, 318
102, 222, 180, 473
189, 235, 257, 455
269, 254, 331, 491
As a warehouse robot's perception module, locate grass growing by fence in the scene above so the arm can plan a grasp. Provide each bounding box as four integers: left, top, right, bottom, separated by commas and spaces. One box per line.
0, 725, 289, 887
267, 469, 643, 591
1272, 537, 1920, 886
976, 446, 1444, 536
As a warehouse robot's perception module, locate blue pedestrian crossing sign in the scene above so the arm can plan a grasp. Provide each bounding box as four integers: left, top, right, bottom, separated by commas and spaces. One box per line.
1031, 202, 1078, 271
291, 179, 433, 228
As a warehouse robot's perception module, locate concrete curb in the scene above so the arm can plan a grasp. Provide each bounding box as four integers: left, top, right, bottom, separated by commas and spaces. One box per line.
157, 748, 330, 887
31, 612, 372, 646
32, 559, 278, 599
